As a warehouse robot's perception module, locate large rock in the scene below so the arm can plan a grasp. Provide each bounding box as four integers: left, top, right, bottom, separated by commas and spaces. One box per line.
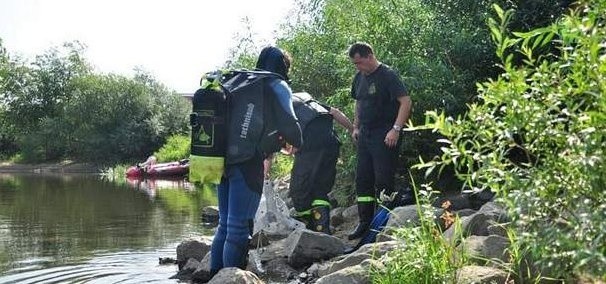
385, 205, 457, 232
170, 258, 201, 281
192, 252, 211, 281
176, 239, 211, 270
341, 204, 358, 220
256, 238, 289, 263
314, 264, 370, 284
260, 258, 298, 281
314, 241, 399, 277
456, 265, 509, 284
477, 202, 509, 222
201, 206, 219, 224
459, 235, 511, 265
315, 259, 383, 284
285, 229, 347, 268
385, 205, 420, 228
208, 267, 264, 284
330, 207, 346, 227
443, 202, 508, 241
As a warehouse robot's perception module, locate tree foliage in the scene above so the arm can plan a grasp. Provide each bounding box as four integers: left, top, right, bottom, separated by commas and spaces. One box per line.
222, 0, 572, 203
0, 41, 189, 163
415, 1, 605, 279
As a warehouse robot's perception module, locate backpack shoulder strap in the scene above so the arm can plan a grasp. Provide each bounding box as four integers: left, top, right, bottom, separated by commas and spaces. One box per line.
221, 69, 282, 94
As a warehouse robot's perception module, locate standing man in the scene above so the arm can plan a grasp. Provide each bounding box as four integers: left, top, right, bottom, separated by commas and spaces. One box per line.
347, 42, 412, 240
288, 92, 353, 234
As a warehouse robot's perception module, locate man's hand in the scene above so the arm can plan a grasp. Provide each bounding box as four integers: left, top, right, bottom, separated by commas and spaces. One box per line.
352, 128, 359, 144
384, 129, 400, 148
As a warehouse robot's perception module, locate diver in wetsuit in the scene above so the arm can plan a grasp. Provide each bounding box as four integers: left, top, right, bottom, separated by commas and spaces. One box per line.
209, 46, 302, 276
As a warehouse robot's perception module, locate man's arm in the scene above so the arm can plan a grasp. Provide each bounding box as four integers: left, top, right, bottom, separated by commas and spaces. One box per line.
270, 80, 303, 148
393, 95, 412, 129
329, 107, 354, 133
384, 95, 412, 148
352, 100, 360, 142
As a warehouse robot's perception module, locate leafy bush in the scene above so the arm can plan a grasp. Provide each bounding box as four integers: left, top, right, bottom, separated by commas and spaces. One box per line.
414, 2, 606, 280
154, 134, 190, 162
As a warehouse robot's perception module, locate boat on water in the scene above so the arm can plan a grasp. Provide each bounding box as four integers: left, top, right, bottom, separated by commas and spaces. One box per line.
125, 160, 189, 178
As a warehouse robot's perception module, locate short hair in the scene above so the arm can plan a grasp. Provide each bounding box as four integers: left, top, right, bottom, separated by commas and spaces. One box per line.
348, 42, 374, 58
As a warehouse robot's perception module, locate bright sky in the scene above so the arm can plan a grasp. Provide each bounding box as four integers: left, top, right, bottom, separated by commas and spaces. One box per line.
0, 0, 296, 93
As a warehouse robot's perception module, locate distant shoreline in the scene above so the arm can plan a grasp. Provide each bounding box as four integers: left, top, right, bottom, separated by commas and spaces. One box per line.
0, 161, 102, 174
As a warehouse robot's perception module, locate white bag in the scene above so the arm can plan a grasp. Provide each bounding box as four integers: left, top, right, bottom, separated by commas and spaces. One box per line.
253, 180, 305, 237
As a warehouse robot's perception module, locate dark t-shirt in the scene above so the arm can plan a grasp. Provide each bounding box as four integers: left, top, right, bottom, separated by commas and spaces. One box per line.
350, 64, 408, 128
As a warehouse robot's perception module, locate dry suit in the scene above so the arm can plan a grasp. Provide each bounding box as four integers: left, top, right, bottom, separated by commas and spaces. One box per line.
289, 92, 339, 234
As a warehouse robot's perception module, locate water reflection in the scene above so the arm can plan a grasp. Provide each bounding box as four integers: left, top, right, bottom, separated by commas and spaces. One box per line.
0, 173, 216, 283
125, 177, 195, 199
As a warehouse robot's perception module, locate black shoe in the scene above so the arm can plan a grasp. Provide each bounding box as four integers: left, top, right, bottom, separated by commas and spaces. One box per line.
347, 221, 371, 240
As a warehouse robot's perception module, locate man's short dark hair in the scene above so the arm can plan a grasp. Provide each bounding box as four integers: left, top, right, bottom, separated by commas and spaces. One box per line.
348, 42, 374, 58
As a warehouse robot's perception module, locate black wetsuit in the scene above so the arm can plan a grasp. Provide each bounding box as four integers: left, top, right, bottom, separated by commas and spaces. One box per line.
289, 105, 340, 214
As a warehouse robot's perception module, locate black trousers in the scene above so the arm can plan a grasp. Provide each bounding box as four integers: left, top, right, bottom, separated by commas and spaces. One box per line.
289, 142, 339, 212
355, 125, 400, 199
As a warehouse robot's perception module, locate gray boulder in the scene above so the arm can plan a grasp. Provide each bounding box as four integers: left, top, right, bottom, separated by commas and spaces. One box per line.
285, 229, 347, 268
176, 239, 211, 270
208, 267, 264, 284
456, 265, 509, 284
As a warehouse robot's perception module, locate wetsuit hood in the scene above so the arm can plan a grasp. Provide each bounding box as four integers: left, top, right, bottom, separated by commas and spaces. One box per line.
255, 46, 289, 82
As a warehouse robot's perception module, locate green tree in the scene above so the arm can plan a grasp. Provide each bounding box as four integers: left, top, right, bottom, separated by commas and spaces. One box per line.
0, 40, 190, 163
64, 71, 189, 163
0, 39, 17, 157
415, 1, 605, 280
1, 42, 91, 161
0, 39, 32, 158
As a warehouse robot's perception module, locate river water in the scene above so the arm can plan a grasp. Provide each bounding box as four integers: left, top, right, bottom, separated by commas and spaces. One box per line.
0, 173, 216, 283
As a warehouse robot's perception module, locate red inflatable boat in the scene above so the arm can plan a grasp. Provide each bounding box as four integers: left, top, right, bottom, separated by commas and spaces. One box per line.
125, 160, 189, 178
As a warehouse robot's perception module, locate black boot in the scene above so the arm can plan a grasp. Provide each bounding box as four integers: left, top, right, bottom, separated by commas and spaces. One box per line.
347, 202, 375, 240
293, 212, 313, 230
310, 206, 331, 234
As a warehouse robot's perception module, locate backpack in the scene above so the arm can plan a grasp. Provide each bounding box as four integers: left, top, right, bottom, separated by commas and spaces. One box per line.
291, 92, 330, 132
189, 70, 282, 184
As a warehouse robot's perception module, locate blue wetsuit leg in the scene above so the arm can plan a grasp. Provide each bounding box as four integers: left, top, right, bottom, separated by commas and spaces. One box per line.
210, 166, 261, 270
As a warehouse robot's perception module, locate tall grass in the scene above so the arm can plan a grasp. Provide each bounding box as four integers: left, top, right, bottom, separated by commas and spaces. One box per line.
371, 184, 466, 283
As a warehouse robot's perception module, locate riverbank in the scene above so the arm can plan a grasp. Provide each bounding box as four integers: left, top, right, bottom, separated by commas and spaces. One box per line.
0, 161, 103, 174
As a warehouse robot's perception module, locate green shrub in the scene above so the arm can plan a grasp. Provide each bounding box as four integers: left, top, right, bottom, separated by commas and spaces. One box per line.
154, 134, 190, 162
413, 2, 606, 280
267, 153, 294, 179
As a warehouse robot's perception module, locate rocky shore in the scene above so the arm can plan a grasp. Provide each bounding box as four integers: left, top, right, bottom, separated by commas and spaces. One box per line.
169, 179, 508, 284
